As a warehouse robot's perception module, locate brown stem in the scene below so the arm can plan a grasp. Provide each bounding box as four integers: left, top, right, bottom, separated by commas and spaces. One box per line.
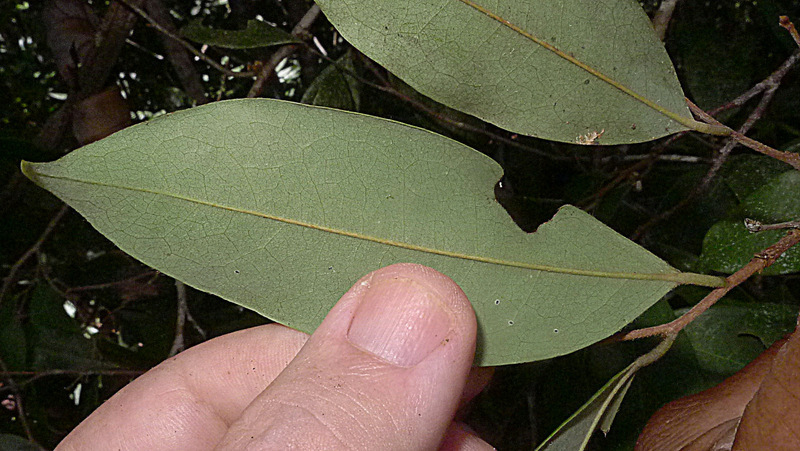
0, 356, 34, 442
630, 83, 787, 239
118, 0, 254, 78
144, 0, 207, 104
708, 50, 800, 115
0, 370, 145, 388
745, 218, 800, 232
688, 99, 800, 171
780, 16, 800, 48
616, 228, 800, 341
0, 205, 69, 308
584, 50, 800, 211
247, 4, 321, 98
652, 0, 682, 41
65, 271, 159, 293
168, 280, 188, 356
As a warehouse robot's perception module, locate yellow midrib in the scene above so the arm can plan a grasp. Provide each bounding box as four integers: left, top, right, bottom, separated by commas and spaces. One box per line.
25, 165, 727, 287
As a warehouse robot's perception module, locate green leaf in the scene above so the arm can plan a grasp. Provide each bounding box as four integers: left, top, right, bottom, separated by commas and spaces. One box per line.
179, 19, 301, 49
20, 99, 723, 366
301, 51, 361, 111
720, 154, 790, 201
699, 222, 800, 275
699, 170, 800, 275
738, 170, 800, 223
681, 300, 797, 375
535, 363, 637, 450
314, 0, 699, 144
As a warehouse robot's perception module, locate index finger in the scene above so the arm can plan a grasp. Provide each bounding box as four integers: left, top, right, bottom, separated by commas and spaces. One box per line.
56, 324, 308, 451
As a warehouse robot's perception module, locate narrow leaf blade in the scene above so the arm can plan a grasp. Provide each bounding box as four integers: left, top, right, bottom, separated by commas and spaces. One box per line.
314, 0, 692, 144
536, 363, 637, 450
180, 19, 301, 49
23, 99, 698, 365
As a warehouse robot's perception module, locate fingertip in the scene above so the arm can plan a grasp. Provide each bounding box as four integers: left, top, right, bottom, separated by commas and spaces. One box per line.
346, 263, 473, 367
217, 263, 480, 449
439, 422, 496, 451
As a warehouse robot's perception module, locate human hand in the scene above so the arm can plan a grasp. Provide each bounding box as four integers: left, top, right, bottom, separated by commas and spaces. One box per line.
56, 263, 495, 450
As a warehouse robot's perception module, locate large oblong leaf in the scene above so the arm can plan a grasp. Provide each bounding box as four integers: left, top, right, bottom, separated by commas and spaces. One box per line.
314, 0, 693, 144
20, 100, 722, 365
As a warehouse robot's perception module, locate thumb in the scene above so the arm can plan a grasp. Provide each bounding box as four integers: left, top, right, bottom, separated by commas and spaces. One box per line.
215, 263, 478, 450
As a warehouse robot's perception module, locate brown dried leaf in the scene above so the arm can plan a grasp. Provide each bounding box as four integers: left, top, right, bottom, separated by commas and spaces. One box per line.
72, 86, 131, 145
42, 0, 99, 86
635, 338, 786, 451
733, 330, 800, 450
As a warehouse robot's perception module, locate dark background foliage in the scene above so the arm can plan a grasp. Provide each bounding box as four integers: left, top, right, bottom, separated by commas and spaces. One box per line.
1, 0, 799, 449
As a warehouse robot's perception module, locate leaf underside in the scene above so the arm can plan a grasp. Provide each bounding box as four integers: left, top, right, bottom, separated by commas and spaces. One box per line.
22, 99, 683, 366
314, 0, 693, 144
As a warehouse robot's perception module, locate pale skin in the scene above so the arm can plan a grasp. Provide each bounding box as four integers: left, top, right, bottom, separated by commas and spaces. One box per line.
56, 263, 496, 450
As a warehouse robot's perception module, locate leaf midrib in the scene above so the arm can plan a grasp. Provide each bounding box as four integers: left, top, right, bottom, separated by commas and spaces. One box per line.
453, 0, 726, 136
25, 165, 726, 287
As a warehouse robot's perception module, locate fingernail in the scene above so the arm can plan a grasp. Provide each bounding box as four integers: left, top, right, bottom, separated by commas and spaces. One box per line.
347, 276, 452, 367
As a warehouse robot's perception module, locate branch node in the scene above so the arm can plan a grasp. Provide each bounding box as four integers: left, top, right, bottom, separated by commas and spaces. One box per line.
745, 218, 763, 233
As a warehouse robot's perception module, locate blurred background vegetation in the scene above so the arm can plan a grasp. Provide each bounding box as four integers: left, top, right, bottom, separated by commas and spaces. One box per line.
1, 0, 799, 449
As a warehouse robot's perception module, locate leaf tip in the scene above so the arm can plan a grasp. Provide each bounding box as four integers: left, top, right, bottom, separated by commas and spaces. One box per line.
20, 160, 39, 183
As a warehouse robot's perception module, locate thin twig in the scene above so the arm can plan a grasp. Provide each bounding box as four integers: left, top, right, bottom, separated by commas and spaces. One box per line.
0, 369, 144, 387
652, 0, 682, 41
780, 16, 800, 48
0, 356, 34, 442
117, 0, 255, 78
168, 280, 188, 356
247, 4, 321, 98
144, 0, 207, 104
615, 228, 800, 341
0, 205, 69, 307
583, 50, 800, 210
696, 85, 781, 190
689, 99, 800, 171
611, 154, 706, 164
745, 218, 800, 232
630, 84, 785, 239
579, 133, 688, 209
65, 271, 159, 293
708, 50, 800, 116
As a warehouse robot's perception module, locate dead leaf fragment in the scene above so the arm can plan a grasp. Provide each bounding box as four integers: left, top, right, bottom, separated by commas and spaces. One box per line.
635, 338, 786, 451
575, 129, 605, 145
72, 86, 132, 145
733, 330, 800, 450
